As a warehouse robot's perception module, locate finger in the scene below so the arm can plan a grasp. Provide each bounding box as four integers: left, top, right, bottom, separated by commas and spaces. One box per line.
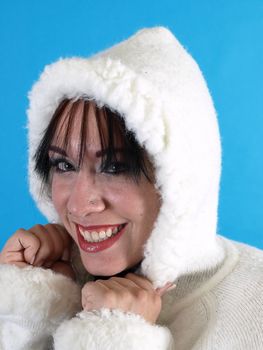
94, 279, 136, 310
53, 225, 73, 261
4, 229, 39, 251
35, 223, 70, 264
44, 224, 72, 262
155, 282, 176, 296
55, 224, 72, 247
2, 251, 25, 264
28, 224, 55, 266
61, 246, 71, 261
125, 273, 155, 292
102, 276, 140, 294
94, 279, 112, 292
81, 282, 109, 310
10, 261, 30, 268
11, 229, 41, 265
43, 224, 67, 262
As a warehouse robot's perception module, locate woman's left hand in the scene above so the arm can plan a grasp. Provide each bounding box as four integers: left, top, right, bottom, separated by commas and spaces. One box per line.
81, 273, 173, 324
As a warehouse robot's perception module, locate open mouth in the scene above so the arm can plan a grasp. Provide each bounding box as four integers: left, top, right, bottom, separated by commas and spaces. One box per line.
78, 224, 125, 243
76, 223, 127, 253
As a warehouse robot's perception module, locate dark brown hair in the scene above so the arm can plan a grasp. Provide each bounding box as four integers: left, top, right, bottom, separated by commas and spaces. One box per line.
34, 98, 153, 185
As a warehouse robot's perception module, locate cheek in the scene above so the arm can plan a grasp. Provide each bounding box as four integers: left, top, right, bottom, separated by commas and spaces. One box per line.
102, 181, 142, 214
51, 177, 69, 215
135, 184, 161, 231
104, 180, 160, 225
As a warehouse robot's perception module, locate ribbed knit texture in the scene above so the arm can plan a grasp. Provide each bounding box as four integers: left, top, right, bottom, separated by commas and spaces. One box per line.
157, 238, 263, 349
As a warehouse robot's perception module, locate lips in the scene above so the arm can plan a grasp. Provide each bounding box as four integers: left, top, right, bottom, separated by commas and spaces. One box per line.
76, 223, 127, 253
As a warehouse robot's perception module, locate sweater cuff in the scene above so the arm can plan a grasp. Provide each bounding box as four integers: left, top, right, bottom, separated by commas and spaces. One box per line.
0, 264, 81, 333
54, 309, 174, 350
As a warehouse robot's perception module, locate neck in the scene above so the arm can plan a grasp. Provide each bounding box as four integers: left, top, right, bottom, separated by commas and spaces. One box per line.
93, 261, 142, 280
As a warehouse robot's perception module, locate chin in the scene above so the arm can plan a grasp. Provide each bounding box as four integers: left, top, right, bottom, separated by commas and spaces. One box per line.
87, 266, 125, 278
81, 257, 141, 278
81, 257, 127, 277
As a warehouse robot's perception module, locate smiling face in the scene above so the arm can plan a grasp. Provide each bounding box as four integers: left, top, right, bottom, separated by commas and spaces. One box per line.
45, 99, 160, 276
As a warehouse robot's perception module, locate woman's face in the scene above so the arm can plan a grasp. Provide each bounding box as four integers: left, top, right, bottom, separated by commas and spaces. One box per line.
50, 101, 160, 276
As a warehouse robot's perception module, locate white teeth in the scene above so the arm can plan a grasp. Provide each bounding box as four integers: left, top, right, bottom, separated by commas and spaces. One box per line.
106, 228, 113, 237
91, 231, 99, 242
84, 231, 91, 241
99, 230, 106, 239
79, 225, 124, 243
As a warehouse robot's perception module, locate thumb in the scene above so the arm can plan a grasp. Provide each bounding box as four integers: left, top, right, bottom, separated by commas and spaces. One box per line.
155, 282, 176, 297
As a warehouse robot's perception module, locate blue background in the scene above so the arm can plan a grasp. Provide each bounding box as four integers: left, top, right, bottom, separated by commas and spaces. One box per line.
0, 0, 262, 249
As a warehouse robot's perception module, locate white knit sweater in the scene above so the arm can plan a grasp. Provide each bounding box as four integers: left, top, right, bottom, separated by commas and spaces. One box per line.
0, 237, 262, 349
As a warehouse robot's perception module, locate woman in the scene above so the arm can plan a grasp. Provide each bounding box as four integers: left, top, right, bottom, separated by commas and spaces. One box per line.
0, 27, 262, 349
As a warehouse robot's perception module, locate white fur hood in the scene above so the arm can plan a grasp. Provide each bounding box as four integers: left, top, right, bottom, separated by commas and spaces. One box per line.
27, 27, 224, 287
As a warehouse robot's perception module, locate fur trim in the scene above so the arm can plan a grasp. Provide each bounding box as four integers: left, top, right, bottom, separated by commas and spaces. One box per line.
27, 27, 224, 287
54, 308, 174, 349
0, 264, 81, 333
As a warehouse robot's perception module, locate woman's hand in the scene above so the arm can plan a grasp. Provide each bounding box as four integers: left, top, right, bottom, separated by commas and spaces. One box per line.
81, 273, 173, 324
0, 224, 75, 279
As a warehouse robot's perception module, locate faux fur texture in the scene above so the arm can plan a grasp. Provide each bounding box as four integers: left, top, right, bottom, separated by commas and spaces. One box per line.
54, 309, 174, 349
0, 265, 81, 332
27, 27, 224, 287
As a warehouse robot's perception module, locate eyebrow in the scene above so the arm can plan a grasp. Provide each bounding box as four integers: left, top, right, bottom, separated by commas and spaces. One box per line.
49, 146, 68, 156
95, 148, 127, 157
49, 145, 127, 158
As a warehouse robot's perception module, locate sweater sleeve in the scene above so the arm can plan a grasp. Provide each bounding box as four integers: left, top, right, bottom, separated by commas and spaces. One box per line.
54, 308, 175, 350
0, 264, 81, 350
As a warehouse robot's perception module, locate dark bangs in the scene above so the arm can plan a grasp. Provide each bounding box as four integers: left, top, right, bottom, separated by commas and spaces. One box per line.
34, 98, 153, 185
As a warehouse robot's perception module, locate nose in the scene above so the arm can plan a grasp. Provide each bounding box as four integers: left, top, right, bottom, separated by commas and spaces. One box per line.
67, 171, 106, 218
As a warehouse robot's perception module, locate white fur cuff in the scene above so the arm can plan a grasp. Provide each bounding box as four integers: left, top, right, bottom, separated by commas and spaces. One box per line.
54, 308, 174, 349
0, 264, 81, 333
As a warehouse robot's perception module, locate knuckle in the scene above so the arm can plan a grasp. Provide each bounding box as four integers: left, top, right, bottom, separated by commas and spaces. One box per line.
136, 289, 149, 301
104, 290, 116, 305
14, 228, 26, 235
53, 224, 65, 233
82, 281, 92, 291
32, 224, 43, 231
46, 223, 61, 233
62, 230, 71, 242
109, 276, 118, 282
94, 279, 105, 285
39, 243, 52, 257
81, 286, 88, 298
44, 223, 54, 231
81, 282, 94, 297
120, 289, 132, 302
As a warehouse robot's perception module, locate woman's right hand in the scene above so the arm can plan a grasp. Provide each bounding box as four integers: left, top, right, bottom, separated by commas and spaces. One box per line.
0, 224, 75, 280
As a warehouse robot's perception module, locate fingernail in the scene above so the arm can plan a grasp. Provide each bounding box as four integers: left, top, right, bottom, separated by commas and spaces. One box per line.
30, 256, 35, 265
156, 282, 176, 294
166, 283, 176, 291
